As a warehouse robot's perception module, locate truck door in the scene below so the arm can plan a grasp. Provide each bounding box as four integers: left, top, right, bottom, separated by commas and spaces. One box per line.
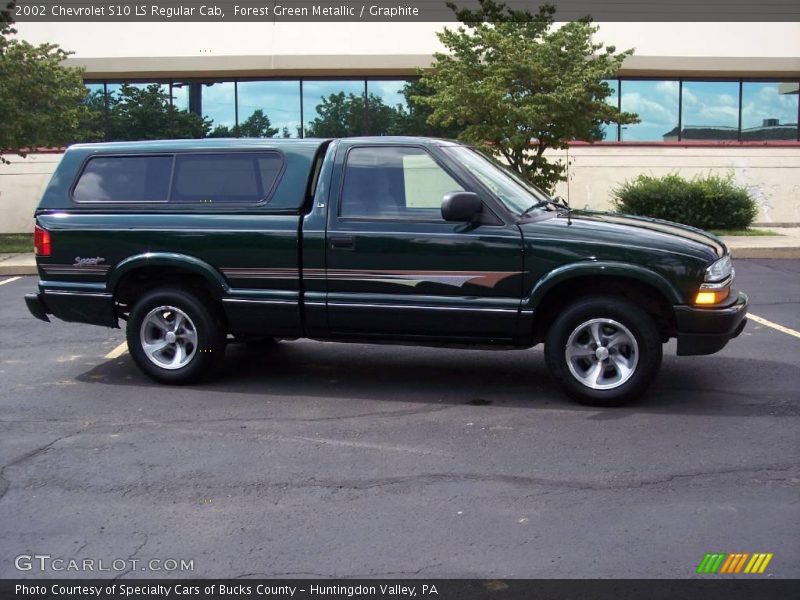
323, 143, 524, 342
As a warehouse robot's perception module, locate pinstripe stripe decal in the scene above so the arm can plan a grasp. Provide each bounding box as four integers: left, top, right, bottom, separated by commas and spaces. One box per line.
41, 264, 111, 276
221, 268, 521, 289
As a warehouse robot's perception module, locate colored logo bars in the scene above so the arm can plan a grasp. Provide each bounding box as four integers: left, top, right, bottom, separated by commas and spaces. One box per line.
697, 553, 773, 574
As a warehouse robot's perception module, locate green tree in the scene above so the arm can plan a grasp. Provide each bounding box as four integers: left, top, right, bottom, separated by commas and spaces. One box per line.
208, 124, 235, 138
94, 83, 210, 141
417, 0, 638, 191
0, 0, 88, 160
1, 0, 14, 41
305, 92, 367, 137
306, 91, 418, 137
76, 88, 106, 142
365, 93, 403, 135
395, 80, 462, 138
208, 110, 282, 138
238, 109, 279, 138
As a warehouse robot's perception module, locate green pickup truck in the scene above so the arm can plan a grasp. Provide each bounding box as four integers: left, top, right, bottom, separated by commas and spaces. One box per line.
25, 137, 747, 405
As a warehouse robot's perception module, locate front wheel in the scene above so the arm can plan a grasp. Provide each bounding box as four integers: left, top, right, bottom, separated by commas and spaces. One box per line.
544, 296, 663, 406
126, 287, 226, 384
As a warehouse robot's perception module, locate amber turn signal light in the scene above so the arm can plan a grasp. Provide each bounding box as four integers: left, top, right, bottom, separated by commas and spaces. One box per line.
695, 288, 729, 305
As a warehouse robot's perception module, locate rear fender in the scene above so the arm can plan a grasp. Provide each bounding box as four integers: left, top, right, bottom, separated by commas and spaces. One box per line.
108, 253, 229, 300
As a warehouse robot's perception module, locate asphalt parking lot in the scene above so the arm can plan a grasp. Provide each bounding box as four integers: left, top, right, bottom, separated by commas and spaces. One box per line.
0, 259, 798, 579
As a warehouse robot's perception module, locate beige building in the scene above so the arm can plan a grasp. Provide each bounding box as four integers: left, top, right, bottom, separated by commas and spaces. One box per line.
1, 20, 799, 232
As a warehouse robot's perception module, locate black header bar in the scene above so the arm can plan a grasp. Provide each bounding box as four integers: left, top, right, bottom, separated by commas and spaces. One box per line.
2, 579, 800, 600
9, 0, 800, 23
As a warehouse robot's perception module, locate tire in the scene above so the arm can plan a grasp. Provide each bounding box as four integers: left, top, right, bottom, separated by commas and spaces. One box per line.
126, 287, 226, 384
544, 296, 663, 406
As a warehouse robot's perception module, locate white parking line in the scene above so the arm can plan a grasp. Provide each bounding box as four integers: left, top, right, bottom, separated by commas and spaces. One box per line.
749, 313, 800, 340
104, 341, 129, 359
0, 276, 21, 286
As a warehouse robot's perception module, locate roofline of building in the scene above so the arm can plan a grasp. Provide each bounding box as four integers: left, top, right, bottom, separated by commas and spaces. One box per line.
65, 54, 800, 80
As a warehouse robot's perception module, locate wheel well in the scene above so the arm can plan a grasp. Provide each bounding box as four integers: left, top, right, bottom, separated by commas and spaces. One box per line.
114, 267, 222, 320
531, 275, 676, 344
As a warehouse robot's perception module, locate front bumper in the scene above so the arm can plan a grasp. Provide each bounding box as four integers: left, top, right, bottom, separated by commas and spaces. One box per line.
674, 291, 748, 356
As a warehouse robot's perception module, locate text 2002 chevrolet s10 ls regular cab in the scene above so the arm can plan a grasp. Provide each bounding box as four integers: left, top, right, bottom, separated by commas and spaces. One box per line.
25, 137, 747, 406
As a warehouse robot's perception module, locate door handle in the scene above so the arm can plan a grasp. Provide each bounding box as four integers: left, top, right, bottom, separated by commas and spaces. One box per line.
330, 235, 355, 250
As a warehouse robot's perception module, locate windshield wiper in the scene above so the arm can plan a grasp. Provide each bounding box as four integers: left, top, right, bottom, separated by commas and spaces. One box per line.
519, 196, 571, 219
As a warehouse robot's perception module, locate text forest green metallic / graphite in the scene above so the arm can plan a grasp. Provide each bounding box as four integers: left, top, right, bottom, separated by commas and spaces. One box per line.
25, 136, 748, 403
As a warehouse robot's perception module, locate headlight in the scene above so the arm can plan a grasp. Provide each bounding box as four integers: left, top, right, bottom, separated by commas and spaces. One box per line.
705, 255, 733, 282
696, 254, 734, 305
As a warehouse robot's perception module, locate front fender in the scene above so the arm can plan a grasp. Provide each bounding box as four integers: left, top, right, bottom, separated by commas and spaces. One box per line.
524, 261, 683, 311
108, 253, 229, 299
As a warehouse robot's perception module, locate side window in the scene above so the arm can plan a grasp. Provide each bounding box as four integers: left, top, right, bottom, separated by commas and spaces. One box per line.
170, 152, 283, 204
340, 146, 463, 220
73, 156, 172, 202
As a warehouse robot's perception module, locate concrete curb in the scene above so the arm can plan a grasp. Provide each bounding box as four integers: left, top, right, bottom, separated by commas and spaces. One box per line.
0, 265, 37, 276
729, 247, 800, 260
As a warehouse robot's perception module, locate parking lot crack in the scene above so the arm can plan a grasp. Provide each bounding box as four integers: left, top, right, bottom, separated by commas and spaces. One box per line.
111, 532, 150, 581
0, 427, 87, 503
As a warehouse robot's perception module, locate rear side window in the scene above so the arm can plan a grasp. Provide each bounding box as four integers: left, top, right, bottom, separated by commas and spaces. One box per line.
170, 152, 283, 204
72, 151, 285, 205
73, 156, 172, 202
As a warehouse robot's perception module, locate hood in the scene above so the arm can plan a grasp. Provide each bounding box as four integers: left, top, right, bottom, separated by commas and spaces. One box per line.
521, 210, 726, 263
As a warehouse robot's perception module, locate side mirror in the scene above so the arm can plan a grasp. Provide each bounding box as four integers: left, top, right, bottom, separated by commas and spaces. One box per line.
441, 191, 482, 222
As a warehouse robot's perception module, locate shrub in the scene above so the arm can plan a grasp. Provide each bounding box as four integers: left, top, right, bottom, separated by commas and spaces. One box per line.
611, 173, 758, 230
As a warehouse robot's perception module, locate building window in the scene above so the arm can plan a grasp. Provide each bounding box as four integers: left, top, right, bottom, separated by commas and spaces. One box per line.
620, 80, 679, 141
170, 82, 191, 112
366, 80, 409, 135
78, 77, 800, 145
102, 83, 174, 141
201, 81, 237, 137
741, 82, 799, 141
599, 79, 620, 141
302, 80, 366, 137
237, 80, 302, 138
80, 83, 107, 143
84, 83, 104, 98
678, 81, 740, 141
106, 82, 170, 102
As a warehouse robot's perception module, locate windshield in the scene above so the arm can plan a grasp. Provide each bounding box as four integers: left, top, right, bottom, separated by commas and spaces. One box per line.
442, 146, 550, 215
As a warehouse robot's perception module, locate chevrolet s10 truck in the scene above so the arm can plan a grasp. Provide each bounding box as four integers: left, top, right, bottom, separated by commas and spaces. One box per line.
25, 137, 748, 405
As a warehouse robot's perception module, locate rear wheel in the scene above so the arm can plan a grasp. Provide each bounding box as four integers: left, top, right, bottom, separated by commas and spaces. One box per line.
126, 287, 226, 384
544, 296, 662, 406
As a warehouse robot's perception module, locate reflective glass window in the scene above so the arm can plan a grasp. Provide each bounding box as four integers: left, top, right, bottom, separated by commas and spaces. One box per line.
741, 82, 799, 141
598, 79, 620, 142
679, 81, 740, 141
303, 80, 366, 137
366, 80, 410, 135
237, 80, 302, 138
202, 81, 237, 137
620, 80, 679, 141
